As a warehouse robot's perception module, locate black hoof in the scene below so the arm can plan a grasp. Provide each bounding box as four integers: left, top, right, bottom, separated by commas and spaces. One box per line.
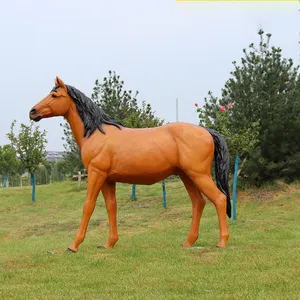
65, 247, 76, 253
97, 245, 106, 249
216, 245, 225, 249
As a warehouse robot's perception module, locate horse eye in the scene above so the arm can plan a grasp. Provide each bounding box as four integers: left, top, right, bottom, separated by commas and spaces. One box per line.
52, 94, 57, 98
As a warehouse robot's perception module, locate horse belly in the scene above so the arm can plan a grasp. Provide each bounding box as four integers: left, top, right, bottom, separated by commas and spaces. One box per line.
106, 167, 176, 185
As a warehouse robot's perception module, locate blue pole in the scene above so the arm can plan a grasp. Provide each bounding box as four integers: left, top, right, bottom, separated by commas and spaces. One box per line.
131, 184, 136, 200
3, 174, 7, 188
31, 173, 36, 202
162, 180, 167, 209
232, 155, 240, 221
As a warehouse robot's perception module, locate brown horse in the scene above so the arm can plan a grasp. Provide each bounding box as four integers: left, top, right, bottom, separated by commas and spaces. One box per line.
29, 77, 231, 253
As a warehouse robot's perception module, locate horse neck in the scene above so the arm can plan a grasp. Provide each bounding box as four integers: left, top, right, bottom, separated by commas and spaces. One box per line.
64, 102, 86, 149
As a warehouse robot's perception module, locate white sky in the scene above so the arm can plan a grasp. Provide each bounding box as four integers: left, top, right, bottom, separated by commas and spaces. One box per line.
0, 0, 299, 150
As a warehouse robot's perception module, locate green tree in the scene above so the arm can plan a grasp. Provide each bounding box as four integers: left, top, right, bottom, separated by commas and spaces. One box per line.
36, 163, 50, 185
196, 103, 260, 177
8, 120, 47, 201
55, 159, 69, 179
60, 121, 84, 173
0, 144, 19, 187
196, 30, 300, 185
91, 70, 164, 128
62, 70, 164, 173
51, 159, 69, 182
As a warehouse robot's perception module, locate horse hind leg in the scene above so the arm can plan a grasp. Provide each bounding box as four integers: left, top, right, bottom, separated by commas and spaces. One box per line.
180, 173, 206, 247
187, 173, 229, 248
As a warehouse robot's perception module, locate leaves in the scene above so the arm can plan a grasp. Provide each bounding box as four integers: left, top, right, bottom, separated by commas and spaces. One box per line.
0, 144, 18, 175
60, 121, 84, 173
196, 30, 300, 184
7, 120, 47, 175
91, 70, 164, 128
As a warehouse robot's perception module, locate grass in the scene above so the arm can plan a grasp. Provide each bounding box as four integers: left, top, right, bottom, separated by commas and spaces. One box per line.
1, 180, 300, 299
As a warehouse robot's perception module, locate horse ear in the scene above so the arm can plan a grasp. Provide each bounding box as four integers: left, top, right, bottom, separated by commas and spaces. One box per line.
55, 76, 66, 89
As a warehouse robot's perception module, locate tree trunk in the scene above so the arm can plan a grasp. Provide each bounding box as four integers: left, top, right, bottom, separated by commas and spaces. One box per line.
77, 171, 81, 188
31, 173, 36, 202
131, 184, 136, 200
3, 174, 7, 188
237, 157, 247, 177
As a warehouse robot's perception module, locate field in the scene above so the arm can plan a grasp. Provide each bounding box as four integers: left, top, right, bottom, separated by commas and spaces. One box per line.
1, 180, 300, 299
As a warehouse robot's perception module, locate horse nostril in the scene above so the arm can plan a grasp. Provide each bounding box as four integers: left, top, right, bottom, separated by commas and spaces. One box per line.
30, 108, 36, 115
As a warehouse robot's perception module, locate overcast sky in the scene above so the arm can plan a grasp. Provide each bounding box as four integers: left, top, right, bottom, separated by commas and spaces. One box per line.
0, 0, 299, 151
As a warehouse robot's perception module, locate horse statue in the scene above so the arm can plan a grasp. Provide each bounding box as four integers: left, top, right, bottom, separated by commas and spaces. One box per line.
29, 77, 231, 253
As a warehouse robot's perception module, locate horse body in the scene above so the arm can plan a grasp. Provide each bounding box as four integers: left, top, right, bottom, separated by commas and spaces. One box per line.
82, 122, 213, 185
29, 77, 230, 253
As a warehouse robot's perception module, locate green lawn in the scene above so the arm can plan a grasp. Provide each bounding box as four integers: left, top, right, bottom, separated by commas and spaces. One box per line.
1, 180, 300, 299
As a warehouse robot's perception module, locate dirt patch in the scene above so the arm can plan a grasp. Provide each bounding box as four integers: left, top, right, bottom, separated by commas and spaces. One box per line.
4, 220, 80, 240
237, 181, 300, 203
191, 249, 220, 265
160, 207, 190, 219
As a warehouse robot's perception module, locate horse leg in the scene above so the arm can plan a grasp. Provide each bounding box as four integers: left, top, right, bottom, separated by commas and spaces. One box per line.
100, 181, 119, 248
180, 173, 206, 247
67, 167, 107, 252
188, 173, 229, 248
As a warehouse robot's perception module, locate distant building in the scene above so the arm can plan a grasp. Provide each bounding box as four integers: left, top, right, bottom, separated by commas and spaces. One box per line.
46, 151, 65, 163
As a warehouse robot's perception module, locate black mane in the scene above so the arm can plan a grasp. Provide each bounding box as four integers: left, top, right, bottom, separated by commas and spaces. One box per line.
52, 85, 123, 137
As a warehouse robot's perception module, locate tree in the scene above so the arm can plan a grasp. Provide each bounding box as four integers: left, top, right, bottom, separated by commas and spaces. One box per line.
196, 30, 300, 185
91, 70, 164, 128
196, 102, 260, 177
0, 144, 19, 187
36, 163, 50, 185
8, 120, 47, 201
60, 121, 84, 173
51, 158, 69, 182
62, 70, 164, 173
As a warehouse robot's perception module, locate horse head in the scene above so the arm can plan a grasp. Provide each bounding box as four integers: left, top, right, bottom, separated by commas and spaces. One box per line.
29, 77, 71, 122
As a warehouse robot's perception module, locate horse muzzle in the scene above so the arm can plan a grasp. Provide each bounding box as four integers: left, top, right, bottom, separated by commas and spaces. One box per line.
29, 108, 42, 122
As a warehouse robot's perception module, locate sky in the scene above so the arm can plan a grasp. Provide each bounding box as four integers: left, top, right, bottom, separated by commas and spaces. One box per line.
0, 0, 299, 151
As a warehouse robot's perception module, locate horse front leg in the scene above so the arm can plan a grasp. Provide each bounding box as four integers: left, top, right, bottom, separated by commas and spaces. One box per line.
67, 166, 107, 253
99, 181, 119, 248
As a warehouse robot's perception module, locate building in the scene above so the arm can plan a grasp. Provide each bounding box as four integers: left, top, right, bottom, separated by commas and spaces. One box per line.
46, 151, 65, 163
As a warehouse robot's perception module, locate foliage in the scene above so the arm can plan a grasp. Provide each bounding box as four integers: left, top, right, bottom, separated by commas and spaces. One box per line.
0, 144, 19, 175
91, 70, 164, 128
62, 70, 164, 173
196, 30, 300, 184
51, 159, 70, 182
197, 103, 259, 159
43, 160, 52, 177
60, 121, 84, 173
0, 173, 24, 187
7, 120, 47, 175
36, 164, 50, 185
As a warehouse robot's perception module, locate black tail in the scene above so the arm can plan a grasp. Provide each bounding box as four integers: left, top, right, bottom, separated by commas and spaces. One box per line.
206, 128, 231, 218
